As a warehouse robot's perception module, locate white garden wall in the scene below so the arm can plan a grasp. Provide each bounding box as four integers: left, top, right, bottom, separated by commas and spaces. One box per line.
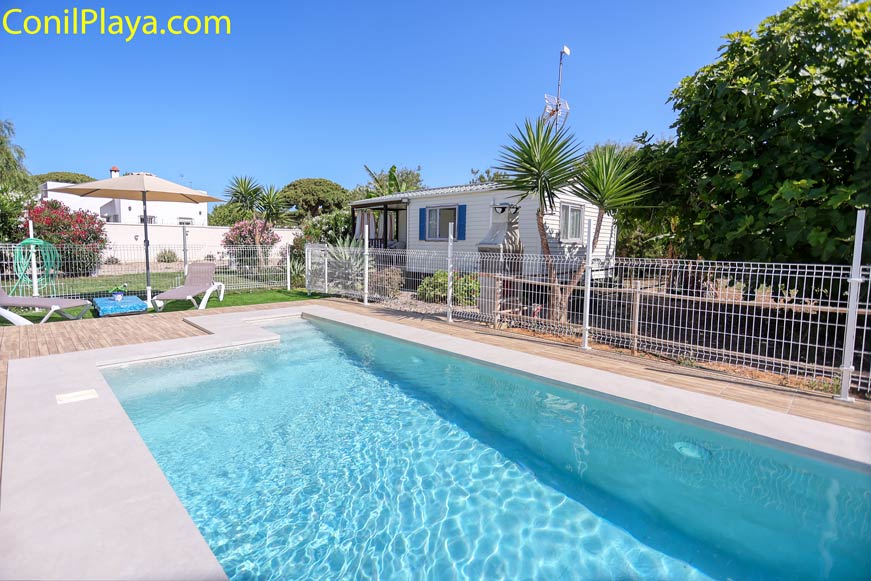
104, 223, 300, 262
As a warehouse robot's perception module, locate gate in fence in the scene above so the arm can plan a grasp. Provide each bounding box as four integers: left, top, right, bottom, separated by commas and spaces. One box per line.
307, 212, 871, 399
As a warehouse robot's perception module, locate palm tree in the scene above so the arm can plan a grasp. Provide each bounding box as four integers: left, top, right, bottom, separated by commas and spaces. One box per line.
258, 185, 286, 229
547, 143, 652, 322
495, 118, 583, 320
225, 176, 287, 265
572, 144, 651, 253
226, 176, 262, 215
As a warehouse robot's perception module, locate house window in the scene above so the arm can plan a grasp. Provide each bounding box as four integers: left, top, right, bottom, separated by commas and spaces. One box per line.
177, 217, 193, 225
139, 215, 156, 225
560, 203, 584, 242
426, 206, 457, 240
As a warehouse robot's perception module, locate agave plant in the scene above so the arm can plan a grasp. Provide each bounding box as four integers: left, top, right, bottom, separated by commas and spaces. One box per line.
326, 236, 365, 294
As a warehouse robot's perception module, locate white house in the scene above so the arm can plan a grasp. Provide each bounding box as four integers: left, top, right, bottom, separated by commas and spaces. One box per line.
349, 183, 616, 272
39, 166, 210, 226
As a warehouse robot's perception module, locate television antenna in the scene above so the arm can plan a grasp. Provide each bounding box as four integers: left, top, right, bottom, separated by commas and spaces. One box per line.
543, 45, 571, 126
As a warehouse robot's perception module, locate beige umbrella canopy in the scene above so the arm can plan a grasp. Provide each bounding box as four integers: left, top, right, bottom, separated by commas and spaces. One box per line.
51, 172, 222, 305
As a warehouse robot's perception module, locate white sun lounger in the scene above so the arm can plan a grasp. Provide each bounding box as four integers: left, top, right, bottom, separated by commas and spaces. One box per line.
153, 262, 225, 312
0, 287, 92, 325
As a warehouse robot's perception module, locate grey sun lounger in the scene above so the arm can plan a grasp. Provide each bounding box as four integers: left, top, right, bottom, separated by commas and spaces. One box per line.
153, 262, 225, 312
0, 286, 92, 325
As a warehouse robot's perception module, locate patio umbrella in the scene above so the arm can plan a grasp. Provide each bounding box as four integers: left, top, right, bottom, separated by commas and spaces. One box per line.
50, 173, 221, 306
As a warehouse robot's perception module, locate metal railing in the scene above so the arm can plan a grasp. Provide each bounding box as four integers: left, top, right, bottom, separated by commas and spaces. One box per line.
0, 242, 304, 299
306, 222, 871, 397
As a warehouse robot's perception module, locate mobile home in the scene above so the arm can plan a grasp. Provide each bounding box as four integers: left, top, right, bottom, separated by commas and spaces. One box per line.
350, 182, 616, 268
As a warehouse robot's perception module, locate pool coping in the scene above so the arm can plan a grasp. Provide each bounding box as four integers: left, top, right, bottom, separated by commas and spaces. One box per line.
1, 305, 869, 580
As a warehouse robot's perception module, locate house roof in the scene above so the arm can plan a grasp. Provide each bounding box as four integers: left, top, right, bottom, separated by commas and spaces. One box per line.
350, 182, 500, 207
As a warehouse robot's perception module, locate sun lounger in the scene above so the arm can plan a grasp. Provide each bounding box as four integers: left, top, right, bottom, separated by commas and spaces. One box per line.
153, 262, 225, 312
0, 286, 92, 325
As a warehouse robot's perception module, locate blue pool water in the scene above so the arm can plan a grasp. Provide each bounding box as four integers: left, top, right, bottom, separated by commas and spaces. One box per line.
103, 319, 871, 580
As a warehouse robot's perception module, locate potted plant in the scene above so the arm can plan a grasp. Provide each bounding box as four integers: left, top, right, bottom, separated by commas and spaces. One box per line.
110, 283, 128, 301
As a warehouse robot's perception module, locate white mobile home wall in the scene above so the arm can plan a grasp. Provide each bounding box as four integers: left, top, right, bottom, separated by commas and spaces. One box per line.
404, 188, 616, 275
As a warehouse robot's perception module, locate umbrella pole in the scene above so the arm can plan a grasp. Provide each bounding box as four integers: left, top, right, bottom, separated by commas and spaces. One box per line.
142, 191, 153, 307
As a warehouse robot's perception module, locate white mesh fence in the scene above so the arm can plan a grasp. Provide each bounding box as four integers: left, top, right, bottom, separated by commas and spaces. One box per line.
0, 242, 304, 299
307, 243, 871, 395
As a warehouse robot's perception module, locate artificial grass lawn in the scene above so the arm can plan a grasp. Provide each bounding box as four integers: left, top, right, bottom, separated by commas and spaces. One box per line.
7, 271, 288, 296
0, 289, 321, 326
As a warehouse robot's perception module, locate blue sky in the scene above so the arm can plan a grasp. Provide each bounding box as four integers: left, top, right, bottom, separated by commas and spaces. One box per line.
3, 0, 791, 201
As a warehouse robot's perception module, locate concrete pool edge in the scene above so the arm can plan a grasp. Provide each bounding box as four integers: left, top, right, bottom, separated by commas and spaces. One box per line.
1, 305, 869, 580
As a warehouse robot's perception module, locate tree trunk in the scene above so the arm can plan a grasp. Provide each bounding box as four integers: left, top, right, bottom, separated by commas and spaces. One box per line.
253, 212, 262, 268
534, 209, 562, 321
555, 208, 606, 325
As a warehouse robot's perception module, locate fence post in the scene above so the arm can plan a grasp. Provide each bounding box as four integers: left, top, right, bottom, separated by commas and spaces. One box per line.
631, 280, 641, 355
182, 224, 189, 275
305, 244, 311, 295
285, 243, 291, 291
28, 219, 39, 297
582, 219, 593, 350
363, 224, 369, 305
447, 222, 454, 323
838, 209, 866, 401
323, 249, 329, 295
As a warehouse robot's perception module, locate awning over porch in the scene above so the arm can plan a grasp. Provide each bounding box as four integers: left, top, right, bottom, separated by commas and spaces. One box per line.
350, 200, 408, 249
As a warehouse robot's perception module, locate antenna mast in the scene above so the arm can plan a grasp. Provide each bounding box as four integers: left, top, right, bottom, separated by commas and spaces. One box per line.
544, 45, 571, 127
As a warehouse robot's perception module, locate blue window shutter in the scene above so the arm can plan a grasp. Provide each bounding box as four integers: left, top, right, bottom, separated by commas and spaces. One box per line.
419, 208, 427, 240
457, 205, 467, 240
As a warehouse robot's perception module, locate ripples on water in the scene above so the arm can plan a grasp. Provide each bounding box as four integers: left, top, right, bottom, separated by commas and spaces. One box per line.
103, 319, 871, 580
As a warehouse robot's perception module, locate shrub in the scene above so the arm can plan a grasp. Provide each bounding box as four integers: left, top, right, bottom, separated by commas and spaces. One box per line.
302, 210, 352, 244
23, 200, 107, 275
156, 249, 179, 263
288, 257, 305, 288
103, 255, 120, 265
370, 267, 403, 298
416, 271, 479, 306
221, 219, 280, 270
203, 253, 216, 262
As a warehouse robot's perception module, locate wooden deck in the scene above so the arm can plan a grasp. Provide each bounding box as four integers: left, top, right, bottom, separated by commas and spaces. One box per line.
2, 298, 869, 468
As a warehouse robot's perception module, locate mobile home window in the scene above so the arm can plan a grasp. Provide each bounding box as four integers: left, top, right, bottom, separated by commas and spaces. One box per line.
560, 204, 584, 241
426, 206, 457, 240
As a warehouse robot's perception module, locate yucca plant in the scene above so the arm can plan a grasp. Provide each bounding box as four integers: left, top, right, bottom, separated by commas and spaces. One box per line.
495, 118, 583, 320
548, 144, 653, 323
572, 143, 652, 253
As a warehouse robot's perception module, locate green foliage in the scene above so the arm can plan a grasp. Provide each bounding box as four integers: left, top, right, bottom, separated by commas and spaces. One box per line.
617, 134, 684, 257
469, 168, 506, 184
495, 118, 582, 212
302, 210, 353, 244
325, 237, 364, 292
225, 175, 264, 219
664, 0, 871, 263
572, 143, 653, 251
156, 249, 179, 263
208, 202, 249, 226
26, 200, 108, 276
354, 165, 424, 199
416, 270, 479, 306
32, 171, 95, 184
280, 178, 350, 218
0, 120, 37, 242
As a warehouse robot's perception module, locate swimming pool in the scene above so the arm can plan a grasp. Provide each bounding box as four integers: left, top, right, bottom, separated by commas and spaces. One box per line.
103, 318, 871, 580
